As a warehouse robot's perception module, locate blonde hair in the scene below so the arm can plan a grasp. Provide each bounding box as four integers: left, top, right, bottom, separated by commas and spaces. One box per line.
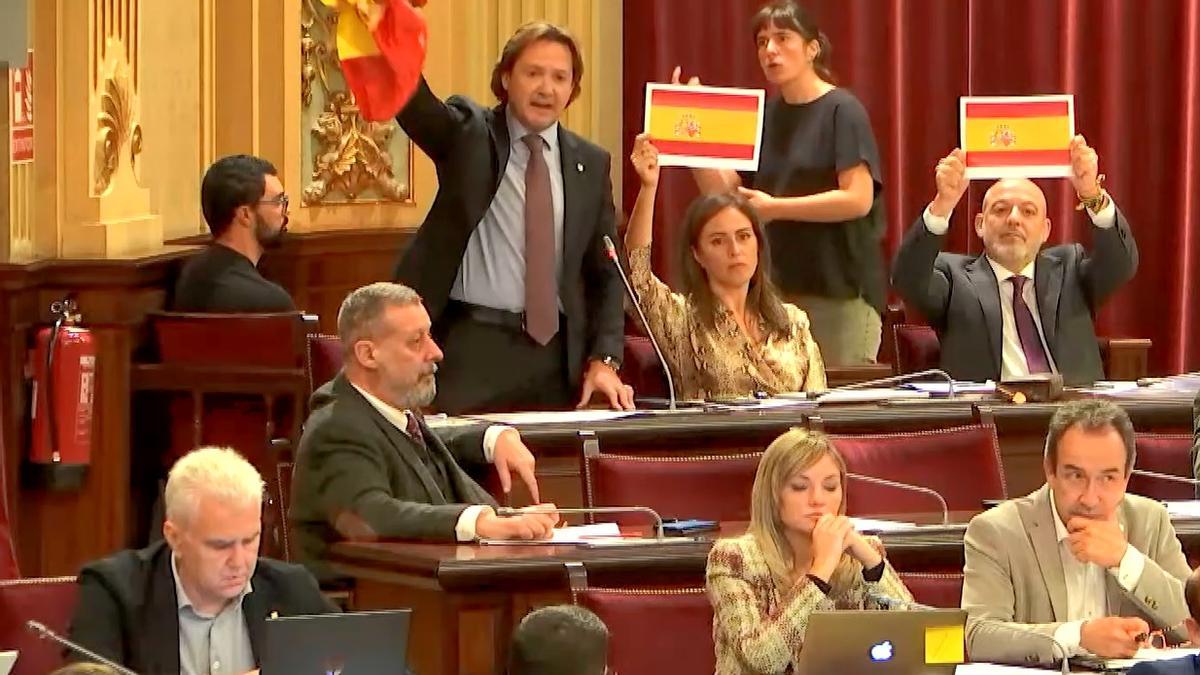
164, 446, 264, 525
747, 428, 848, 586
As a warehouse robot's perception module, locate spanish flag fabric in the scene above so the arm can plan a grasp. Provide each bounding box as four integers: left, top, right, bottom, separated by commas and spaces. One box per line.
960, 95, 1075, 179
644, 83, 765, 171
320, 0, 427, 122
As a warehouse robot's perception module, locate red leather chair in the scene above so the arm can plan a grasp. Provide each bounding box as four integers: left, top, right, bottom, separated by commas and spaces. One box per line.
582, 445, 762, 525
832, 424, 1007, 517
1128, 433, 1196, 500
306, 333, 343, 394
623, 335, 668, 399
571, 580, 714, 675
892, 324, 940, 374
899, 572, 964, 609
0, 576, 79, 675
0, 386, 19, 579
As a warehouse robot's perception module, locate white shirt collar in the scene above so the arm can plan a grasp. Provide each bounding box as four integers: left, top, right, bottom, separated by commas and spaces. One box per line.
1049, 488, 1072, 544
985, 255, 1037, 285
506, 108, 559, 153
170, 552, 252, 615
349, 382, 412, 433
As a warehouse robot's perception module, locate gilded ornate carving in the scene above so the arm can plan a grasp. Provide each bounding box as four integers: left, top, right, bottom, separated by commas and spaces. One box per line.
304, 91, 406, 202
94, 71, 143, 194
300, 0, 409, 205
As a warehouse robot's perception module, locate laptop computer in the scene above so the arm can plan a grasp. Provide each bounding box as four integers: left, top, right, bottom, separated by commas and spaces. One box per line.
797, 609, 967, 674
261, 610, 412, 675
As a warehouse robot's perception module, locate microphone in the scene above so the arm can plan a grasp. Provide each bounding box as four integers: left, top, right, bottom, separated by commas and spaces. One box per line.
819, 368, 956, 399
975, 618, 1071, 675
496, 505, 665, 540
26, 620, 140, 675
848, 472, 950, 525
601, 234, 677, 411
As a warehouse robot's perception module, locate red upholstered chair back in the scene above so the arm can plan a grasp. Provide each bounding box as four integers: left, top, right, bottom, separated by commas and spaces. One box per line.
0, 576, 79, 675
268, 460, 296, 561
622, 335, 668, 399
1128, 433, 1196, 500
575, 587, 714, 675
833, 424, 1007, 516
151, 311, 310, 367
898, 572, 964, 609
306, 334, 344, 394
892, 324, 941, 374
583, 452, 762, 525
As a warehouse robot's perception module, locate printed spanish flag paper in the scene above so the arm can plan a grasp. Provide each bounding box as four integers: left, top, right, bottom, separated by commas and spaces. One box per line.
960, 94, 1075, 179
320, 0, 427, 122
644, 83, 766, 171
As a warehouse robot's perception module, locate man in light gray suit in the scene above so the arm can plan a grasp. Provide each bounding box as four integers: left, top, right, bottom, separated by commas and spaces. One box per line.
892, 136, 1138, 385
962, 399, 1190, 666
290, 282, 560, 580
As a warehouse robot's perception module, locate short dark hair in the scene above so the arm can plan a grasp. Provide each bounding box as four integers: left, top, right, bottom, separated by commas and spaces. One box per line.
508, 605, 608, 675
200, 154, 277, 237
491, 22, 584, 105
1044, 399, 1137, 473
751, 1, 837, 84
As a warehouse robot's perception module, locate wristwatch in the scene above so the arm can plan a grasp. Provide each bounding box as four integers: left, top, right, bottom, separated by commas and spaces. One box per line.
595, 355, 622, 372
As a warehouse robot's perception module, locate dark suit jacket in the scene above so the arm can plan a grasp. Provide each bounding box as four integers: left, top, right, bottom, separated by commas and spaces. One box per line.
1129, 655, 1200, 675
891, 209, 1138, 385
392, 77, 624, 388
67, 540, 334, 674
290, 373, 498, 579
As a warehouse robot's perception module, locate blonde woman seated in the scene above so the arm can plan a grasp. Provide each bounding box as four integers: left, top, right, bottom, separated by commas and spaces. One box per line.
707, 428, 913, 675
625, 134, 825, 399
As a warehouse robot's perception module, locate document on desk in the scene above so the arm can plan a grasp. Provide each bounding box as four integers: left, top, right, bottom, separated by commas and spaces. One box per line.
1073, 647, 1200, 670
466, 410, 639, 425
1165, 501, 1200, 518
479, 522, 623, 545
849, 517, 921, 533
954, 665, 1057, 674
816, 388, 930, 404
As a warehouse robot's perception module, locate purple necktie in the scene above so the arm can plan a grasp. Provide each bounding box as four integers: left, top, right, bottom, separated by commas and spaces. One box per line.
522, 134, 558, 346
1010, 275, 1051, 374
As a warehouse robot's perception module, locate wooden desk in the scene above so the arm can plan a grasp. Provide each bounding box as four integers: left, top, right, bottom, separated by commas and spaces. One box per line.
331, 514, 1200, 675
491, 397, 1195, 512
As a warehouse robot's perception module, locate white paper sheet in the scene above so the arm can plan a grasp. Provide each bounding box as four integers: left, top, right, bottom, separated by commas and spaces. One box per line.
465, 410, 638, 425
1077, 647, 1200, 669
479, 522, 622, 546
816, 388, 930, 404
849, 517, 920, 533
1165, 501, 1200, 517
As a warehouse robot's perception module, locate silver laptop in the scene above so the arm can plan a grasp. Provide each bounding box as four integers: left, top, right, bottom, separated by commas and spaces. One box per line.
262, 610, 412, 675
797, 609, 967, 674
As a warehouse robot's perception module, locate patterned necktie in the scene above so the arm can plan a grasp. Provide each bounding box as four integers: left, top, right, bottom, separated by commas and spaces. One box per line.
522, 133, 558, 345
1010, 275, 1051, 374
404, 411, 426, 449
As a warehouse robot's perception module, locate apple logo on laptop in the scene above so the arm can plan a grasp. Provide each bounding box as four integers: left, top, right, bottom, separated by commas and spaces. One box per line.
869, 640, 894, 662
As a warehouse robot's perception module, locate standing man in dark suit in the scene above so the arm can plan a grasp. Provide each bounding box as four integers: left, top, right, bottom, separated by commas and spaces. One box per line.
173, 155, 296, 313
291, 282, 561, 580
67, 447, 335, 675
393, 22, 632, 414
892, 136, 1138, 385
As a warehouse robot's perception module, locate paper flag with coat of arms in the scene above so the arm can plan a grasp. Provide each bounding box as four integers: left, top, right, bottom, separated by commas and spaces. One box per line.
320, 0, 428, 122
960, 95, 1075, 179
644, 83, 766, 171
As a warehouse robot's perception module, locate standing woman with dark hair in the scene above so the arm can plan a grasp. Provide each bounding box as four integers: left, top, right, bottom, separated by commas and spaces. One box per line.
675, 0, 886, 365
624, 133, 825, 400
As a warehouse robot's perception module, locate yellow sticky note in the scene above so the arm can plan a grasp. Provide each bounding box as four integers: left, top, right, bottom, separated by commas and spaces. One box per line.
924, 624, 965, 665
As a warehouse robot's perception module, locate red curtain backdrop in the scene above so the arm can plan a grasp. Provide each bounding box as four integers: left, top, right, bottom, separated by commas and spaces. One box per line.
622, 0, 1200, 375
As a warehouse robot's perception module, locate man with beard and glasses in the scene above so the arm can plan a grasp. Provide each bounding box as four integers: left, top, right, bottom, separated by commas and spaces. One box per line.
290, 282, 560, 580
892, 135, 1138, 385
960, 400, 1190, 667
173, 154, 295, 312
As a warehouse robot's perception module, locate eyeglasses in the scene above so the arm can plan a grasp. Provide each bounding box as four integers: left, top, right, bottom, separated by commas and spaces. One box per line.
259, 193, 290, 211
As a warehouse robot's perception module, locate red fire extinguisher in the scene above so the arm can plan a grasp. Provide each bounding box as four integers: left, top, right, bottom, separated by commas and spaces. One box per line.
27, 297, 95, 490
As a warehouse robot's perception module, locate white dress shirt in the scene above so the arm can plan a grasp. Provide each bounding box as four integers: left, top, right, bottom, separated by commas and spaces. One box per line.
922, 199, 1117, 380
350, 383, 513, 542
1047, 490, 1147, 654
